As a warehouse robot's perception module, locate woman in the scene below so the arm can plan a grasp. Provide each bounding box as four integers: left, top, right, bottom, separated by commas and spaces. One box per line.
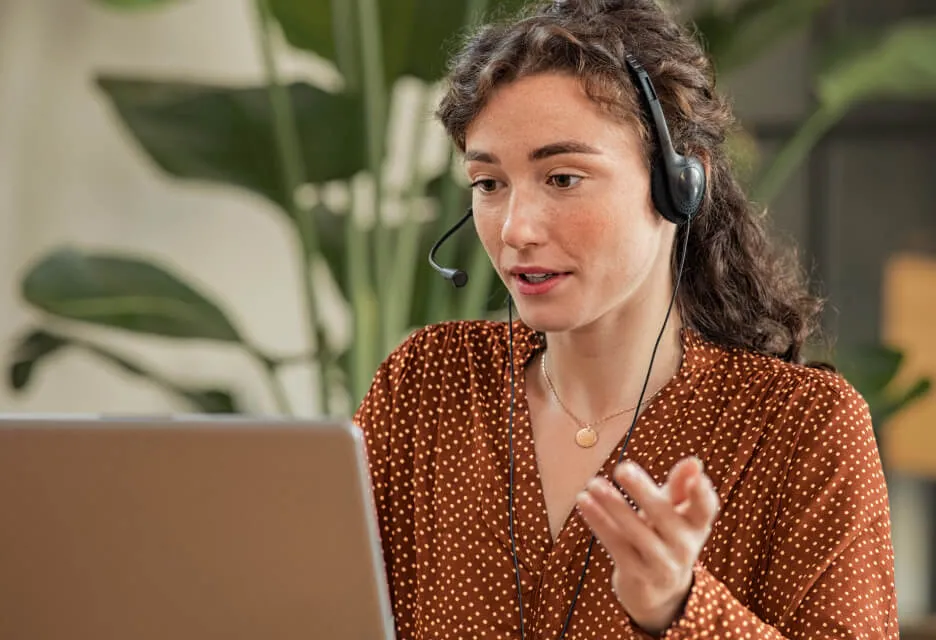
354, 0, 898, 637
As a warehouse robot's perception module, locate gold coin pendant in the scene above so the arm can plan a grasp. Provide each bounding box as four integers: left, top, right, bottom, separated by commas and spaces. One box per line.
575, 426, 599, 448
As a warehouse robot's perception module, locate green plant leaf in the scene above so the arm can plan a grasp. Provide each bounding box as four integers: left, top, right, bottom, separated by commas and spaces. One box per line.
313, 202, 350, 297
21, 248, 243, 342
834, 343, 934, 433
383, 0, 530, 82
177, 388, 241, 413
815, 20, 936, 110
9, 329, 70, 391
268, 0, 336, 68
7, 327, 242, 413
875, 377, 933, 427
754, 20, 936, 204
96, 77, 367, 214
268, 0, 529, 83
693, 0, 829, 75
834, 344, 904, 398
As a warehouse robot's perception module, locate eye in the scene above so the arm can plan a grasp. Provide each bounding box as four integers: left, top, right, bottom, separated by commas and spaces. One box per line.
547, 174, 583, 189
470, 178, 501, 193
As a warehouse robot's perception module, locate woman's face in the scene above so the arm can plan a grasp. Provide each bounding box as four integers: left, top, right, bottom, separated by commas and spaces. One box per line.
464, 72, 677, 335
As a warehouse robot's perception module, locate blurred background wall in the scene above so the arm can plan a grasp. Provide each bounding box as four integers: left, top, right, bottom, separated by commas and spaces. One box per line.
1, 0, 934, 629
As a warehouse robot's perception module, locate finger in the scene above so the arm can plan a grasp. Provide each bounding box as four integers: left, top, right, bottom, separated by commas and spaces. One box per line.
576, 488, 646, 569
587, 478, 691, 578
583, 477, 672, 572
664, 457, 704, 507
682, 470, 720, 531
613, 462, 687, 547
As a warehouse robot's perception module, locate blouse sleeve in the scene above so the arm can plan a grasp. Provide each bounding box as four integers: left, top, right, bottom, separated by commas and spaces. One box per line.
640, 376, 899, 639
352, 328, 426, 620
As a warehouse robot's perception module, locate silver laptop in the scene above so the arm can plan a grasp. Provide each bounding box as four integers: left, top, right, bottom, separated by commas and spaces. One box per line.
0, 415, 396, 640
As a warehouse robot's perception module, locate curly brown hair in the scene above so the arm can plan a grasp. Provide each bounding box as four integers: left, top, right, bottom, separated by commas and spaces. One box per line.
436, 0, 823, 363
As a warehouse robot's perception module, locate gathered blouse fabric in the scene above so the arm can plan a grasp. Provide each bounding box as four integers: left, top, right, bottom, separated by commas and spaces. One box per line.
353, 320, 898, 639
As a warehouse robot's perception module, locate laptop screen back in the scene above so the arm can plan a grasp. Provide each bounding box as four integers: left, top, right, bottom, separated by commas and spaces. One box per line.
0, 416, 395, 640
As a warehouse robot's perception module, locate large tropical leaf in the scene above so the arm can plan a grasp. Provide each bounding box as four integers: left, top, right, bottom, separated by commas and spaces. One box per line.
834, 343, 905, 399
693, 0, 830, 75
21, 248, 243, 342
876, 378, 932, 428
8, 328, 240, 413
97, 77, 367, 215
268, 0, 530, 84
834, 343, 933, 434
267, 0, 336, 73
815, 20, 936, 108
754, 20, 936, 203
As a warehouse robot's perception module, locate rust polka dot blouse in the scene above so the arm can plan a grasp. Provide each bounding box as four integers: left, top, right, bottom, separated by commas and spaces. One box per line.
353, 320, 899, 639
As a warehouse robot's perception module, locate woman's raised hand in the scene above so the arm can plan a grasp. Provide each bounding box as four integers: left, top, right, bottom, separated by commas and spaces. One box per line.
576, 456, 720, 635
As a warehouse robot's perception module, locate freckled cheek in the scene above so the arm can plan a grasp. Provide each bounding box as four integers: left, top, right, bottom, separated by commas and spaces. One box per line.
560, 214, 619, 255
569, 216, 653, 276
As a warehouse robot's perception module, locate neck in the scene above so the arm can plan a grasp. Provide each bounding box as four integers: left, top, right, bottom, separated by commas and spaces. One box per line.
538, 308, 684, 426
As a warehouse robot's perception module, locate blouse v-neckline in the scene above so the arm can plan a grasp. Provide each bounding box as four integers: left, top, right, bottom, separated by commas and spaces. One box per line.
485, 322, 715, 585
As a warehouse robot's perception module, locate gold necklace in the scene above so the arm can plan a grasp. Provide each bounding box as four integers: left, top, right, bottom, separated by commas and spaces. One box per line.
541, 353, 661, 449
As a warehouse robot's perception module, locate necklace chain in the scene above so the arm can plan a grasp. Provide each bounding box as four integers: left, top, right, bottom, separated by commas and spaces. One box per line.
540, 353, 661, 448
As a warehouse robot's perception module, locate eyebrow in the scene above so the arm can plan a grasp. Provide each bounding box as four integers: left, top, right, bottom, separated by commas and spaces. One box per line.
463, 140, 603, 165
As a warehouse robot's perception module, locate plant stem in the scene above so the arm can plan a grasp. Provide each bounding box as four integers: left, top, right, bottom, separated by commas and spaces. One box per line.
325, 0, 379, 407
347, 186, 379, 406
67, 335, 258, 414
253, 0, 331, 415
353, 0, 391, 351
257, 359, 294, 416
331, 1, 360, 91
385, 86, 432, 348
753, 105, 840, 205
242, 342, 295, 415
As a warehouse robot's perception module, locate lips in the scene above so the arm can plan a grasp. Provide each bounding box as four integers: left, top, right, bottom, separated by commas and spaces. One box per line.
518, 272, 560, 284
509, 266, 570, 278
508, 266, 571, 295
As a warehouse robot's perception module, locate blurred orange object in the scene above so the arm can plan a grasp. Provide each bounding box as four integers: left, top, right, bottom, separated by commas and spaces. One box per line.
883, 253, 936, 478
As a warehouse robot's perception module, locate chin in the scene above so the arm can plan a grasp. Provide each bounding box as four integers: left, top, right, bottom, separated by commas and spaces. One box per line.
510, 303, 579, 334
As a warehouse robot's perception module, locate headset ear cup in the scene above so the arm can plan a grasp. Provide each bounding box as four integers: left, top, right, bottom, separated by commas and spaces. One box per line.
650, 159, 685, 225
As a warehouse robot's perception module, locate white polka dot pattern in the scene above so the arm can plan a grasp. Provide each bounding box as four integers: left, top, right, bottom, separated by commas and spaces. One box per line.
354, 320, 899, 639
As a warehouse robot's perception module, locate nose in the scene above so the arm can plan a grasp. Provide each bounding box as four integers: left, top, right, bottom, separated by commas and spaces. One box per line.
500, 193, 546, 249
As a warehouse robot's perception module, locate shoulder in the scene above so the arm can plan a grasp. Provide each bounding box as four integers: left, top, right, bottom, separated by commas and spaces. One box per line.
384, 319, 533, 371
361, 319, 526, 397
697, 339, 886, 524
403, 319, 515, 351
691, 332, 873, 451
387, 320, 513, 363
353, 320, 522, 448
718, 342, 876, 468
701, 333, 869, 420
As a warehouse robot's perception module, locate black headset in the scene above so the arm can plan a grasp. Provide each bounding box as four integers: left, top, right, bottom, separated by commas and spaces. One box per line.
625, 53, 706, 225
427, 53, 705, 639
